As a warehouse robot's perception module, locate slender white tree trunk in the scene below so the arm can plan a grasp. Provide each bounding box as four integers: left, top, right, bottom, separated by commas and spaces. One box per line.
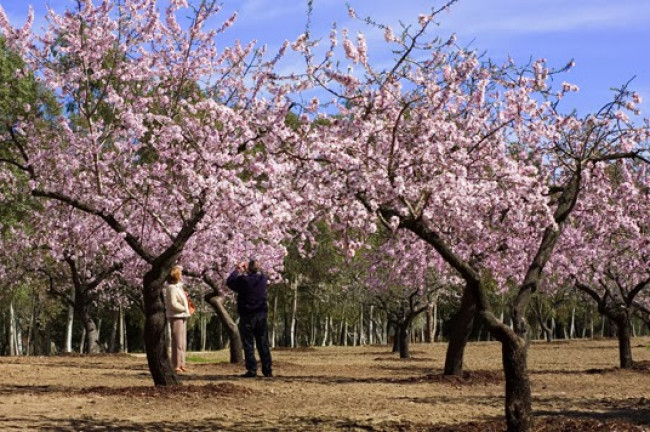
26, 291, 38, 356
64, 286, 75, 353
359, 305, 365, 346
327, 316, 336, 346
321, 316, 329, 346
368, 306, 374, 345
9, 301, 17, 356
200, 313, 207, 351
123, 312, 129, 353
290, 279, 298, 348
119, 305, 128, 353
551, 317, 556, 338
569, 306, 576, 339
16, 325, 23, 356
79, 328, 86, 354
433, 300, 438, 342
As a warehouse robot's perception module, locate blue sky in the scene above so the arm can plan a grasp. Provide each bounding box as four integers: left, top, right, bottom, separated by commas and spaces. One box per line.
3, 0, 650, 116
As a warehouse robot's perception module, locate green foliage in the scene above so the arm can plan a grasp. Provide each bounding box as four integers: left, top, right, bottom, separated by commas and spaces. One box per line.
0, 38, 57, 233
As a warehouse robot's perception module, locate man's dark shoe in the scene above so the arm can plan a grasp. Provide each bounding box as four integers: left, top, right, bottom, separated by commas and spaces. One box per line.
241, 371, 257, 378
263, 371, 273, 378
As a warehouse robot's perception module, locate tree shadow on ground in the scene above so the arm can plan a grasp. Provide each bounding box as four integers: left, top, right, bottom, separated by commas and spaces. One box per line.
0, 384, 71, 396
184, 369, 503, 386
535, 409, 650, 429
531, 395, 650, 429
373, 356, 431, 362
30, 361, 148, 371
2, 414, 647, 431
361, 350, 429, 356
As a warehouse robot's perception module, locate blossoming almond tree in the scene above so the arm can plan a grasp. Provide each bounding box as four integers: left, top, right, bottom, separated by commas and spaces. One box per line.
364, 230, 451, 358
35, 203, 133, 354
552, 161, 650, 368
0, 0, 300, 385
285, 5, 650, 429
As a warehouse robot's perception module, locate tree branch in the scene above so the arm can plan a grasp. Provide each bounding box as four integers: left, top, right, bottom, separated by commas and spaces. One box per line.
32, 189, 155, 264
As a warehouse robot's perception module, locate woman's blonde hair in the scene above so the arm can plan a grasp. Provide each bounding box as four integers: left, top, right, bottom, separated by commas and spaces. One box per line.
168, 266, 182, 284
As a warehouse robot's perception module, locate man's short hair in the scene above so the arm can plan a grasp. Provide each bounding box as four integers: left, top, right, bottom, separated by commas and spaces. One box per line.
248, 258, 261, 274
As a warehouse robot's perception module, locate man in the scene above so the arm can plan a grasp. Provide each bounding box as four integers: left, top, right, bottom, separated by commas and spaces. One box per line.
226, 257, 273, 378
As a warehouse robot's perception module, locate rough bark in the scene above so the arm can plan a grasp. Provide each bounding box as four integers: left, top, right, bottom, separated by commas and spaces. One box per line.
389, 320, 399, 352
143, 265, 179, 386
541, 322, 553, 342
81, 309, 100, 354
204, 289, 244, 364
398, 320, 411, 359
444, 283, 477, 375
502, 337, 533, 432
615, 318, 633, 369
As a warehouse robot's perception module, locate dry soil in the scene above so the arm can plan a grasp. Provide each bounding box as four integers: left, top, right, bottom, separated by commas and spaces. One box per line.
1, 338, 649, 431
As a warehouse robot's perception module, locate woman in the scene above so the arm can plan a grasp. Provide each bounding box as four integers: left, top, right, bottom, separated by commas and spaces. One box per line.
164, 265, 191, 373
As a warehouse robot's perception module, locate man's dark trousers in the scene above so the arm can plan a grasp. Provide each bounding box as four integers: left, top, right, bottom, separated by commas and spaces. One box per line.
239, 312, 272, 376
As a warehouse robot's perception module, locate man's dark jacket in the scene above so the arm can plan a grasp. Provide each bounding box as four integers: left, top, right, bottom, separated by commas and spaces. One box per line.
226, 270, 268, 316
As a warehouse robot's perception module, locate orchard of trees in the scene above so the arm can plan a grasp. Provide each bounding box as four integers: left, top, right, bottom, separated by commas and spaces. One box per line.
0, 1, 648, 431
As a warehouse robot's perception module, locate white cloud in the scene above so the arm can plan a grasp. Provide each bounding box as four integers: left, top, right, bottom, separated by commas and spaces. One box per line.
446, 0, 650, 34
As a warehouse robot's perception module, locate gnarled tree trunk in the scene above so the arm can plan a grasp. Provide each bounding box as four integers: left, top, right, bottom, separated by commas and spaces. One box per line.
81, 309, 101, 354
615, 318, 633, 369
502, 336, 533, 432
398, 319, 411, 359
204, 290, 244, 364
143, 266, 179, 386
444, 283, 476, 375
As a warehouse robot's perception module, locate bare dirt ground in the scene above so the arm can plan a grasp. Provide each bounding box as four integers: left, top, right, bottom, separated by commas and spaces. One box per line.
1, 338, 649, 431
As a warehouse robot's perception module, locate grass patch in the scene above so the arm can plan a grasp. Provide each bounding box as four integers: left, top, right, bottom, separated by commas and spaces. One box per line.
186, 355, 227, 364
